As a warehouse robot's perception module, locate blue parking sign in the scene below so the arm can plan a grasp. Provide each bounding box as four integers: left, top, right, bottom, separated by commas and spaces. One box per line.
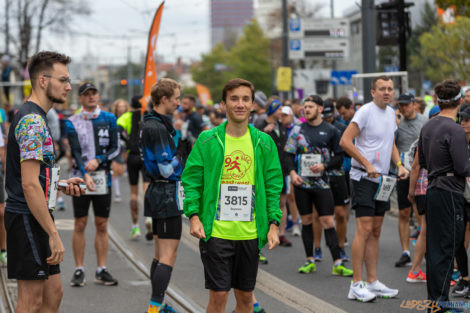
289, 39, 301, 51
289, 18, 301, 32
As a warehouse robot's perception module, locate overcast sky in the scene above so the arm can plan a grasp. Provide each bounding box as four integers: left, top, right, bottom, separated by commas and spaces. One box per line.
35, 0, 354, 65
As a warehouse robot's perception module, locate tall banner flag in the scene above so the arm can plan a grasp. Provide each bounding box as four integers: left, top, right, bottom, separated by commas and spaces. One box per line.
141, 1, 165, 112
196, 84, 212, 106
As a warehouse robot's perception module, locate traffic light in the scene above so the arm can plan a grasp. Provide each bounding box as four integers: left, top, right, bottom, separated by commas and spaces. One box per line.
120, 79, 127, 86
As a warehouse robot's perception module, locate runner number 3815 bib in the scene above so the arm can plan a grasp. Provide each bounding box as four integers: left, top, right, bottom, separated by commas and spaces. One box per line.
219, 184, 253, 221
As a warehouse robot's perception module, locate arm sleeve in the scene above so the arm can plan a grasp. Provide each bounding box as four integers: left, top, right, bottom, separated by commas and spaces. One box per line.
264, 137, 283, 223
284, 125, 299, 173
181, 137, 205, 218
95, 115, 120, 164
350, 106, 367, 131
65, 119, 86, 175
418, 133, 427, 169
15, 114, 47, 162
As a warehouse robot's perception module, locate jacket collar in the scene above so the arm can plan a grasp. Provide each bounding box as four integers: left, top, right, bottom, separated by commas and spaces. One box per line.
215, 121, 259, 146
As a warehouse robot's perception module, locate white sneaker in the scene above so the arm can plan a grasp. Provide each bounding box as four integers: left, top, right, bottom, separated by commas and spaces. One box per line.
348, 281, 376, 302
292, 224, 301, 237
366, 280, 399, 298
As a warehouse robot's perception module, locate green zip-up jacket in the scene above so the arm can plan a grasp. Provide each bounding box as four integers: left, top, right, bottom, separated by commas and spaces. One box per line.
182, 121, 283, 250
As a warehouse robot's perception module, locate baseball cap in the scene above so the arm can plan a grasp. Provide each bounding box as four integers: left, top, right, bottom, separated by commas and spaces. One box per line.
398, 93, 415, 105
254, 90, 267, 108
281, 106, 293, 115
460, 105, 470, 119
78, 82, 98, 96
322, 100, 335, 118
428, 105, 440, 118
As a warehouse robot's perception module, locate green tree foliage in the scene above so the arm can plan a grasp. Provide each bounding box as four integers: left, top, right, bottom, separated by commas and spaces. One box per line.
412, 16, 470, 83
435, 0, 470, 17
191, 20, 271, 102
229, 20, 271, 98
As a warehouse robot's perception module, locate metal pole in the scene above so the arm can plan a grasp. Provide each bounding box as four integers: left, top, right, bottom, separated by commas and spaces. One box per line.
361, 0, 376, 103
331, 0, 337, 98
127, 44, 133, 103
398, 0, 406, 72
281, 0, 288, 100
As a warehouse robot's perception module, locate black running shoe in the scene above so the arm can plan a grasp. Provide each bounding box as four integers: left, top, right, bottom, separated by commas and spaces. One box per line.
453, 279, 469, 297
395, 253, 412, 267
95, 269, 118, 286
70, 269, 86, 287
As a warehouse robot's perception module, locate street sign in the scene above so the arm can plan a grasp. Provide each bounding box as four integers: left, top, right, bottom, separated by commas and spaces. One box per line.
277, 67, 292, 92
289, 18, 350, 39
289, 38, 349, 60
288, 17, 350, 60
330, 70, 358, 85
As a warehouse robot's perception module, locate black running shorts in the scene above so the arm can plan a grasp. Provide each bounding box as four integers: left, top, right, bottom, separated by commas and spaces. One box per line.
397, 179, 412, 210
72, 192, 112, 218
415, 195, 426, 216
351, 178, 390, 218
199, 237, 259, 292
152, 215, 182, 240
5, 211, 60, 280
127, 154, 150, 186
329, 175, 350, 206
293, 186, 335, 216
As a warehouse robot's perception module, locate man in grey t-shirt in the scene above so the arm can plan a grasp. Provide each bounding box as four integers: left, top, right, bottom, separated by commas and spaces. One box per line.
394, 94, 427, 268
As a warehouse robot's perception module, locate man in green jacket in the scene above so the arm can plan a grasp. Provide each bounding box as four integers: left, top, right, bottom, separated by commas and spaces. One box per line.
182, 78, 282, 313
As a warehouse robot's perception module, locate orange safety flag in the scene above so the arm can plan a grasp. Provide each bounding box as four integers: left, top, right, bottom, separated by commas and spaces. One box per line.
196, 84, 212, 106
141, 1, 165, 112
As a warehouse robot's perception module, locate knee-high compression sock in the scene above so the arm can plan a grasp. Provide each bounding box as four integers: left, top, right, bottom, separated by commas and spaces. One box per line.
151, 263, 173, 304
150, 258, 159, 279
301, 223, 314, 258
324, 227, 341, 261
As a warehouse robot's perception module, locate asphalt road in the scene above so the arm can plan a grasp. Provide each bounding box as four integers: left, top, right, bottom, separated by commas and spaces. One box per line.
6, 170, 455, 313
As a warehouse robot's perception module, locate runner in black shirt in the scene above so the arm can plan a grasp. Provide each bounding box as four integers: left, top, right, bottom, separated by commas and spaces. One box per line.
418, 79, 470, 308
181, 94, 208, 143
5, 51, 84, 313
285, 95, 352, 276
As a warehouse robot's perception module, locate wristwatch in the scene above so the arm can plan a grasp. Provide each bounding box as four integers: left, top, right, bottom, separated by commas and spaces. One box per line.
269, 220, 280, 227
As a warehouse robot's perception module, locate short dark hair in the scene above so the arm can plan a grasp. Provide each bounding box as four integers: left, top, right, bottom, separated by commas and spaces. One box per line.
304, 95, 323, 106
183, 94, 197, 104
222, 78, 255, 103
291, 98, 301, 106
336, 96, 353, 110
28, 51, 71, 87
211, 110, 225, 120
150, 78, 181, 106
130, 95, 142, 109
371, 75, 392, 90
434, 79, 461, 110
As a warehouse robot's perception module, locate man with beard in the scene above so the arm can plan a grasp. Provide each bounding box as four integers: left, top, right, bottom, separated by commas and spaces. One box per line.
5, 51, 84, 313
285, 95, 353, 277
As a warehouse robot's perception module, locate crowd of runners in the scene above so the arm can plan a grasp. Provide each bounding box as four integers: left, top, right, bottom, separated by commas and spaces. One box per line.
2, 50, 470, 313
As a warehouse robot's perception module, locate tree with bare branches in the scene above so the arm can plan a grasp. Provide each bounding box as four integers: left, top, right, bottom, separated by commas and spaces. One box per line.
2, 0, 90, 65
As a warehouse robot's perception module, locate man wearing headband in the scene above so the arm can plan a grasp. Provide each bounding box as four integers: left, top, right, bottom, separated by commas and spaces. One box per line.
418, 79, 470, 309
255, 97, 291, 247
340, 75, 408, 302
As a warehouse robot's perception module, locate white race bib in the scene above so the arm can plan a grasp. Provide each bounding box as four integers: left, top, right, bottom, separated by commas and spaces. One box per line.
219, 184, 253, 221
177, 181, 185, 211
300, 154, 321, 177
374, 175, 397, 202
47, 167, 60, 210
85, 170, 108, 195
